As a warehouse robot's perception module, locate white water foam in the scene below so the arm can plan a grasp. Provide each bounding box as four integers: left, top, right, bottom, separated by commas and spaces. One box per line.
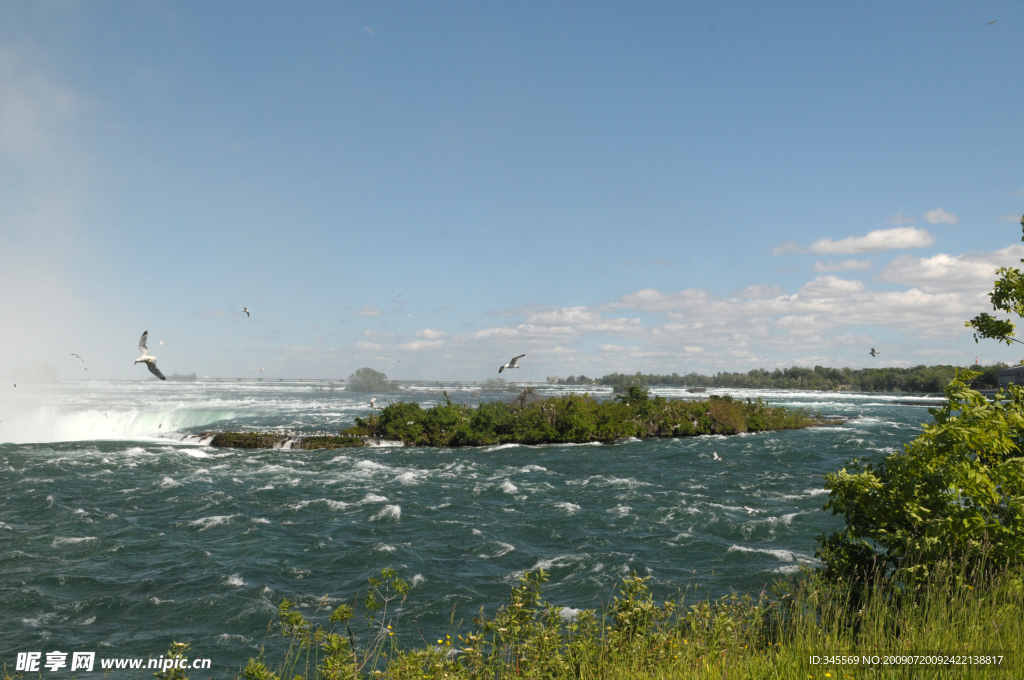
224, 574, 246, 587
188, 515, 239, 531
52, 536, 96, 547
484, 443, 520, 452
292, 499, 350, 511
370, 504, 401, 521
728, 544, 805, 562
553, 502, 581, 514
479, 541, 516, 559
501, 480, 518, 494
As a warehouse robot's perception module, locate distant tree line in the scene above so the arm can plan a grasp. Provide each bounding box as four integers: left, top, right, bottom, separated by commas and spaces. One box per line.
559, 364, 1008, 393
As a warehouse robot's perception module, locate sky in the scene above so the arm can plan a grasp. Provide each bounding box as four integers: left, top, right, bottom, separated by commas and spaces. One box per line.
1, 1, 1023, 382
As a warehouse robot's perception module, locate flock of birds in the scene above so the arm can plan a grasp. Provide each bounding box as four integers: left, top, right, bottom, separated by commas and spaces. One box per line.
118, 306, 530, 385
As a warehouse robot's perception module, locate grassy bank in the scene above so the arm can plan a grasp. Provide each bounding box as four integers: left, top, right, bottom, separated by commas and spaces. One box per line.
340, 389, 826, 447
238, 562, 1023, 680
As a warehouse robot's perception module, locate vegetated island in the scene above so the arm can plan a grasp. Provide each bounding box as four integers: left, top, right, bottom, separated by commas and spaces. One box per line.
205, 387, 836, 449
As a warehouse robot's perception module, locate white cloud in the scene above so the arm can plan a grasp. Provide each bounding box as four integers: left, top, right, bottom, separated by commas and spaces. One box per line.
923, 207, 958, 225
998, 214, 1022, 223
364, 26, 373, 34
809, 227, 935, 254
814, 259, 871, 272
734, 284, 784, 299
399, 340, 444, 351
772, 242, 802, 255
798, 276, 865, 298
877, 245, 1024, 294
887, 212, 916, 225
332, 244, 1023, 377
355, 306, 381, 317
354, 342, 383, 351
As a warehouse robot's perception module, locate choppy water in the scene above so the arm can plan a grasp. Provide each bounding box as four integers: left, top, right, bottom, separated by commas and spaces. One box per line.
0, 381, 940, 675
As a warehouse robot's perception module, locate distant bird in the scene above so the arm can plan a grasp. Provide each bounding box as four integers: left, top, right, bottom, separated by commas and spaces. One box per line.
259, 367, 264, 373
869, 348, 878, 357
713, 451, 721, 461
71, 353, 84, 362
134, 331, 166, 380
83, 367, 89, 371
12, 384, 15, 388
104, 414, 109, 418
159, 341, 167, 346
243, 307, 250, 317
499, 354, 525, 374
370, 397, 377, 409
987, 19, 997, 25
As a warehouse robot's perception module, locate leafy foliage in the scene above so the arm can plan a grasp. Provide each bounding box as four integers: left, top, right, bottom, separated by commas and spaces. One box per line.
343, 389, 822, 446
817, 371, 1024, 583
346, 368, 399, 393
244, 563, 1024, 679
967, 214, 1024, 345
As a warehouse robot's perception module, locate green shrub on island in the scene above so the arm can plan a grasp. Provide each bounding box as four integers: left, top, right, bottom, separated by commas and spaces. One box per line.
342, 386, 823, 447
209, 432, 364, 449
346, 367, 400, 393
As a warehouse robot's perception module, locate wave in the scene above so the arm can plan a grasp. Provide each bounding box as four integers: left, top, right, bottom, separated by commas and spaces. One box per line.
292, 499, 350, 511
52, 536, 96, 547
484, 443, 520, 452
479, 541, 516, 559
370, 505, 401, 522
188, 514, 239, 531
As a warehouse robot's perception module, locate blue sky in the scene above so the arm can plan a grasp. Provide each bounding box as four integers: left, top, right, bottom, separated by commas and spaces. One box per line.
2, 1, 1023, 381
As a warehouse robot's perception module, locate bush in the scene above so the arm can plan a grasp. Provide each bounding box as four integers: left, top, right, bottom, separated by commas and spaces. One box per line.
346, 368, 399, 393
818, 371, 1024, 583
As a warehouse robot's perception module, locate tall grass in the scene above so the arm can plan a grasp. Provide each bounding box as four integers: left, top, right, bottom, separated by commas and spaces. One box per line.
238, 561, 1023, 680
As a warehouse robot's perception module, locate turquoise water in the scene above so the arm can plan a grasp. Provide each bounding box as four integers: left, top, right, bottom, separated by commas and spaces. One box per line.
0, 381, 939, 675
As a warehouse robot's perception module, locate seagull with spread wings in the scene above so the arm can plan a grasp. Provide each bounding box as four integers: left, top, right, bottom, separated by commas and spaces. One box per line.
134, 331, 166, 380
499, 354, 525, 374
869, 348, 878, 357
71, 353, 85, 362
243, 307, 250, 317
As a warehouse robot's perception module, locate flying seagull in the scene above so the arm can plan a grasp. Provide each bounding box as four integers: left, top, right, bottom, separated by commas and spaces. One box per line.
370, 397, 377, 409
713, 451, 721, 461
499, 354, 525, 374
71, 353, 84, 362
159, 340, 167, 346
243, 307, 250, 317
134, 331, 166, 380
869, 348, 878, 357
259, 367, 264, 373
987, 19, 997, 25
